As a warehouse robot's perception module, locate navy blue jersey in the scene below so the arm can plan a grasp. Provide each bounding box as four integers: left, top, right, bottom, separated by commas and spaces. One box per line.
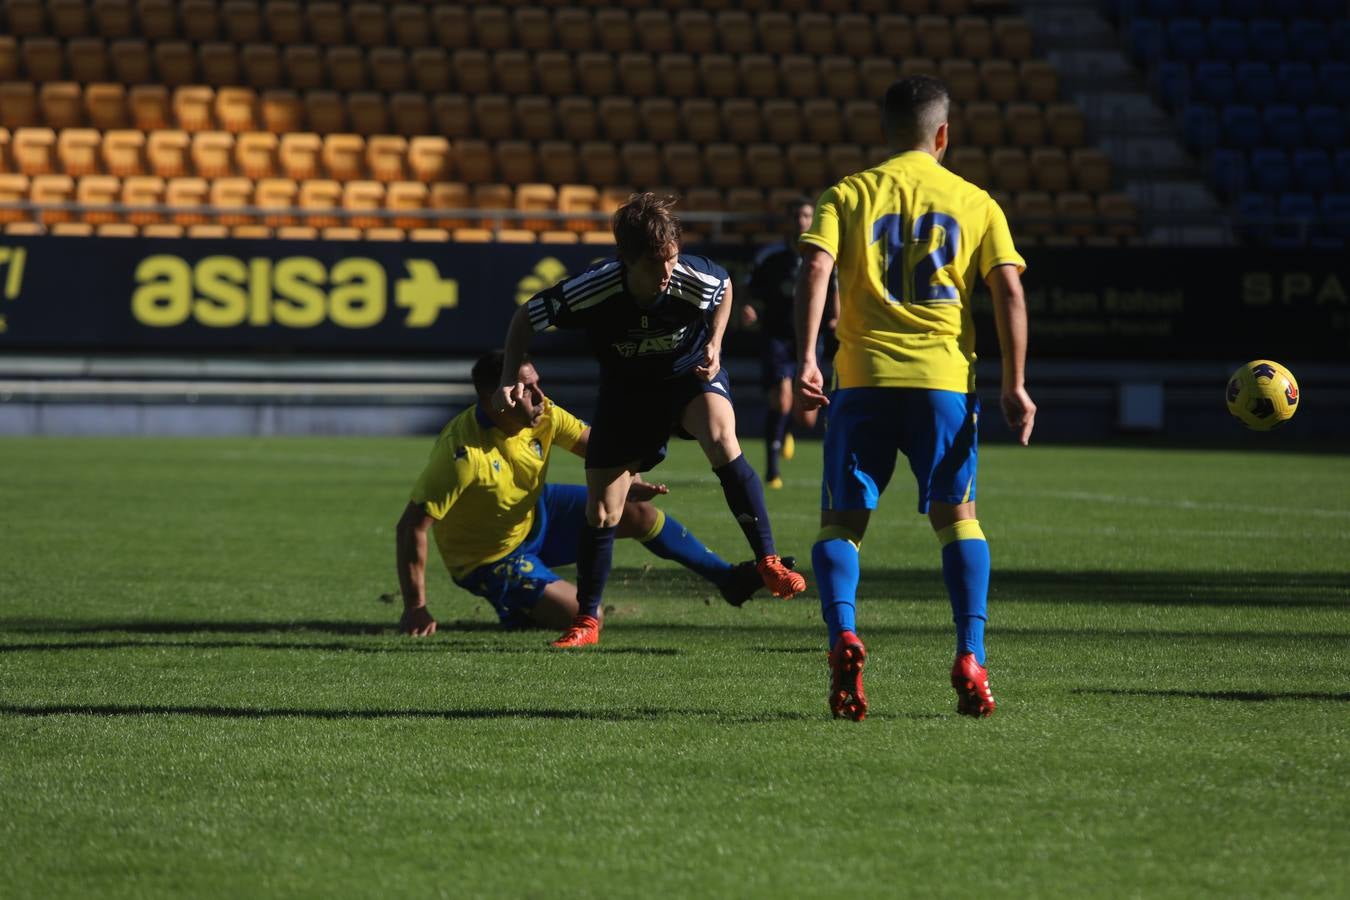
747, 242, 800, 340
525, 254, 730, 382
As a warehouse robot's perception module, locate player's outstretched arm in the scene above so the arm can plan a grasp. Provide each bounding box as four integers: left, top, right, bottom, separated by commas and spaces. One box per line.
986, 264, 1036, 446
794, 245, 836, 409
493, 305, 534, 411
396, 501, 438, 636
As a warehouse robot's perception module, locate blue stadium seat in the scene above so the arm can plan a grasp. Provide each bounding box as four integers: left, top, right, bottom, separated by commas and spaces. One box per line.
1320, 193, 1350, 247
1167, 20, 1208, 60
1291, 149, 1333, 193
1276, 62, 1319, 106
1193, 62, 1234, 104
1181, 105, 1219, 151
1249, 148, 1291, 194
1209, 148, 1247, 196
1318, 63, 1350, 105
1128, 20, 1167, 63
1246, 20, 1289, 62
1207, 20, 1248, 61
1304, 106, 1347, 150
1261, 105, 1305, 149
1235, 191, 1270, 246
1288, 19, 1332, 61
1335, 149, 1350, 190
1154, 62, 1191, 109
1274, 193, 1317, 249
1234, 63, 1276, 105
1220, 105, 1262, 149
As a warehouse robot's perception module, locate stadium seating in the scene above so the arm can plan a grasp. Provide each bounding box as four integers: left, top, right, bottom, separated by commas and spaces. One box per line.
1120, 3, 1349, 246
0, 2, 1118, 241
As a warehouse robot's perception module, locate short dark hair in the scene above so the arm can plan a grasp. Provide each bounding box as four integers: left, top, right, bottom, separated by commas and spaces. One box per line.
785, 195, 814, 217
471, 349, 531, 397
612, 192, 682, 262
883, 75, 951, 148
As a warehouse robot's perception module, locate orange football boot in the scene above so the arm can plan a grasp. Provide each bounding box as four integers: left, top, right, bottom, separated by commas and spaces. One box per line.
951, 652, 996, 718
756, 554, 806, 598
828, 631, 868, 721
551, 614, 601, 648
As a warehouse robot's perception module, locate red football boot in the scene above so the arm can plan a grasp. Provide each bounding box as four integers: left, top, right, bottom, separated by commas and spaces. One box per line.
951, 652, 996, 718
551, 614, 601, 648
828, 631, 867, 721
757, 554, 806, 598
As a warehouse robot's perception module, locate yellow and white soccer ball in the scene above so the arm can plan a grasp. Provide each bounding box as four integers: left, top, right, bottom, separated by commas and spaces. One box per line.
1225, 359, 1299, 431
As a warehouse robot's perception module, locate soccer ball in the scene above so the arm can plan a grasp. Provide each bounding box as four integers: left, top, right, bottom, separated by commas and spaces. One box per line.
1225, 359, 1299, 431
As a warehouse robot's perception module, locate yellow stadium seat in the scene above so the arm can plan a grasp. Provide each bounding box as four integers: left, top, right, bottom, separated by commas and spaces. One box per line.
409, 228, 449, 242
49, 222, 93, 236
963, 101, 1004, 147
620, 141, 662, 187
703, 143, 744, 191
431, 94, 472, 140
190, 131, 234, 179
155, 42, 198, 87
454, 139, 495, 184
102, 130, 145, 177
23, 38, 65, 83
67, 38, 110, 84
471, 7, 514, 52
322, 134, 365, 182
595, 9, 634, 53
141, 223, 185, 238
431, 7, 472, 50
241, 44, 283, 89
386, 180, 429, 230
76, 174, 120, 224
672, 9, 714, 54
263, 2, 305, 44
532, 51, 576, 98
778, 55, 820, 101
274, 225, 316, 240
820, 57, 861, 102
558, 183, 600, 232
786, 143, 826, 192
877, 15, 917, 57
599, 96, 640, 142
940, 60, 981, 103
844, 99, 884, 146
537, 139, 579, 185
515, 7, 557, 51
694, 54, 737, 101
859, 59, 898, 103
407, 136, 450, 182
946, 147, 989, 187
1030, 146, 1071, 192
173, 87, 216, 133
496, 140, 537, 185
94, 0, 135, 39
349, 3, 388, 48
990, 147, 1031, 192
303, 90, 347, 133
714, 10, 755, 54
493, 49, 534, 96
1054, 191, 1096, 237
635, 97, 676, 143
515, 182, 557, 232
955, 16, 994, 59
0, 83, 37, 130
745, 144, 786, 189
429, 182, 471, 231
1070, 148, 1111, 193
370, 48, 409, 93
235, 131, 277, 179
388, 93, 430, 137
392, 4, 431, 50
0, 174, 30, 224
120, 175, 163, 223
1014, 190, 1054, 238
57, 130, 101, 177
720, 98, 761, 144
13, 128, 55, 176
509, 95, 551, 142
451, 228, 493, 243
836, 14, 874, 57
215, 88, 257, 134
677, 98, 718, 143
222, 0, 263, 42
278, 132, 322, 180
797, 12, 837, 56
1020, 61, 1060, 104
180, 0, 220, 42
96, 223, 138, 237
662, 142, 703, 189
1097, 192, 1138, 239
473, 94, 515, 142
256, 177, 299, 227
539, 230, 579, 244
472, 182, 514, 229
574, 53, 614, 98
109, 38, 152, 84
410, 49, 450, 93
299, 179, 342, 228
556, 96, 597, 142
580, 230, 615, 246
826, 144, 866, 182
756, 11, 795, 55
579, 141, 621, 187
995, 17, 1035, 60
453, 49, 493, 95
801, 99, 843, 145
1047, 103, 1086, 147
365, 227, 404, 241
210, 176, 254, 225
659, 53, 699, 100
38, 84, 82, 131
633, 9, 675, 54
979, 59, 1019, 103
307, 2, 347, 46
284, 45, 324, 92
165, 176, 209, 225
618, 53, 658, 98
327, 46, 367, 93
261, 90, 302, 134
81, 84, 125, 131
365, 136, 407, 183
0, 37, 19, 82
342, 180, 384, 229
1006, 102, 1046, 148
761, 99, 802, 145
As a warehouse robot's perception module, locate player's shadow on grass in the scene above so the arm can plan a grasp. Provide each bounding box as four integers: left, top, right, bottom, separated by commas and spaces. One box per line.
0, 639, 678, 656
1074, 688, 1350, 703
863, 568, 1350, 609
0, 703, 819, 723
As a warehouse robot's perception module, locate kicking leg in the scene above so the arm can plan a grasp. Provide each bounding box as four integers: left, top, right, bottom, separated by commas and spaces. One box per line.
553, 464, 633, 648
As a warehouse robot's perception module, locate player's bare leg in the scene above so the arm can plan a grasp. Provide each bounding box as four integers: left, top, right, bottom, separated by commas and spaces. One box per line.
930, 500, 996, 717
552, 465, 634, 648
530, 580, 607, 632
683, 393, 805, 598
817, 508, 871, 720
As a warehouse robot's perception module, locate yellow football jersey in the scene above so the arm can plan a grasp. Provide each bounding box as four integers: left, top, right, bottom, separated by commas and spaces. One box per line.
800, 150, 1025, 393
411, 399, 586, 578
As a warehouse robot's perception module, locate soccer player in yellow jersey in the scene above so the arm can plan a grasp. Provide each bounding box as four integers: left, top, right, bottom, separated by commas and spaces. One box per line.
395, 351, 772, 636
794, 76, 1037, 721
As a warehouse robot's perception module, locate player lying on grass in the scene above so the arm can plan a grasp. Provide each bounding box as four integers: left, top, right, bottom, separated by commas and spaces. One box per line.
495, 192, 806, 649
395, 351, 778, 636
795, 75, 1036, 721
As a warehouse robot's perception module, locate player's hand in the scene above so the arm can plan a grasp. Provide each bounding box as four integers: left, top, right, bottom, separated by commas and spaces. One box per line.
796, 361, 829, 410
694, 343, 721, 382
627, 478, 669, 502
400, 605, 437, 637
1001, 386, 1036, 446
740, 304, 758, 327
492, 383, 524, 412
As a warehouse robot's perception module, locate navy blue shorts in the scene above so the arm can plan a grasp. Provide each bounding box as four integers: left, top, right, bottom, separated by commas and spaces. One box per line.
586, 368, 734, 471
452, 484, 588, 628
760, 335, 827, 391
821, 388, 979, 515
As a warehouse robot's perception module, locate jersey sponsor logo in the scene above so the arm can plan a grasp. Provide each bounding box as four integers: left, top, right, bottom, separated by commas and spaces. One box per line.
612, 325, 690, 357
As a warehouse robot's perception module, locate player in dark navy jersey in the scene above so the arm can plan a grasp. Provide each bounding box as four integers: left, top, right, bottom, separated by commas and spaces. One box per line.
495, 192, 806, 648
743, 197, 839, 488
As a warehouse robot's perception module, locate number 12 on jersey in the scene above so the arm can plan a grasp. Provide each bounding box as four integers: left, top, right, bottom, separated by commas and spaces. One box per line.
871, 212, 961, 305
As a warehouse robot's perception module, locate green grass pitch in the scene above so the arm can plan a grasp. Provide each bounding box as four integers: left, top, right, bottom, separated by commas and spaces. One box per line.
1, 435, 1347, 898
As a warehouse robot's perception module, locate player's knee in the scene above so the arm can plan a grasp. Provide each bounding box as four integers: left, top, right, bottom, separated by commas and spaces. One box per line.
587, 503, 624, 529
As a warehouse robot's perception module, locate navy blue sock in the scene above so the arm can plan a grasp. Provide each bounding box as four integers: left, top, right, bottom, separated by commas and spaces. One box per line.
713, 454, 776, 559
639, 509, 731, 584
576, 524, 617, 618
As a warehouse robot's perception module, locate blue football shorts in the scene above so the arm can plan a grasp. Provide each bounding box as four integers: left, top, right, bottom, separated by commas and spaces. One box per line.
585, 367, 734, 471
759, 335, 825, 391
821, 387, 979, 514
451, 483, 588, 628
